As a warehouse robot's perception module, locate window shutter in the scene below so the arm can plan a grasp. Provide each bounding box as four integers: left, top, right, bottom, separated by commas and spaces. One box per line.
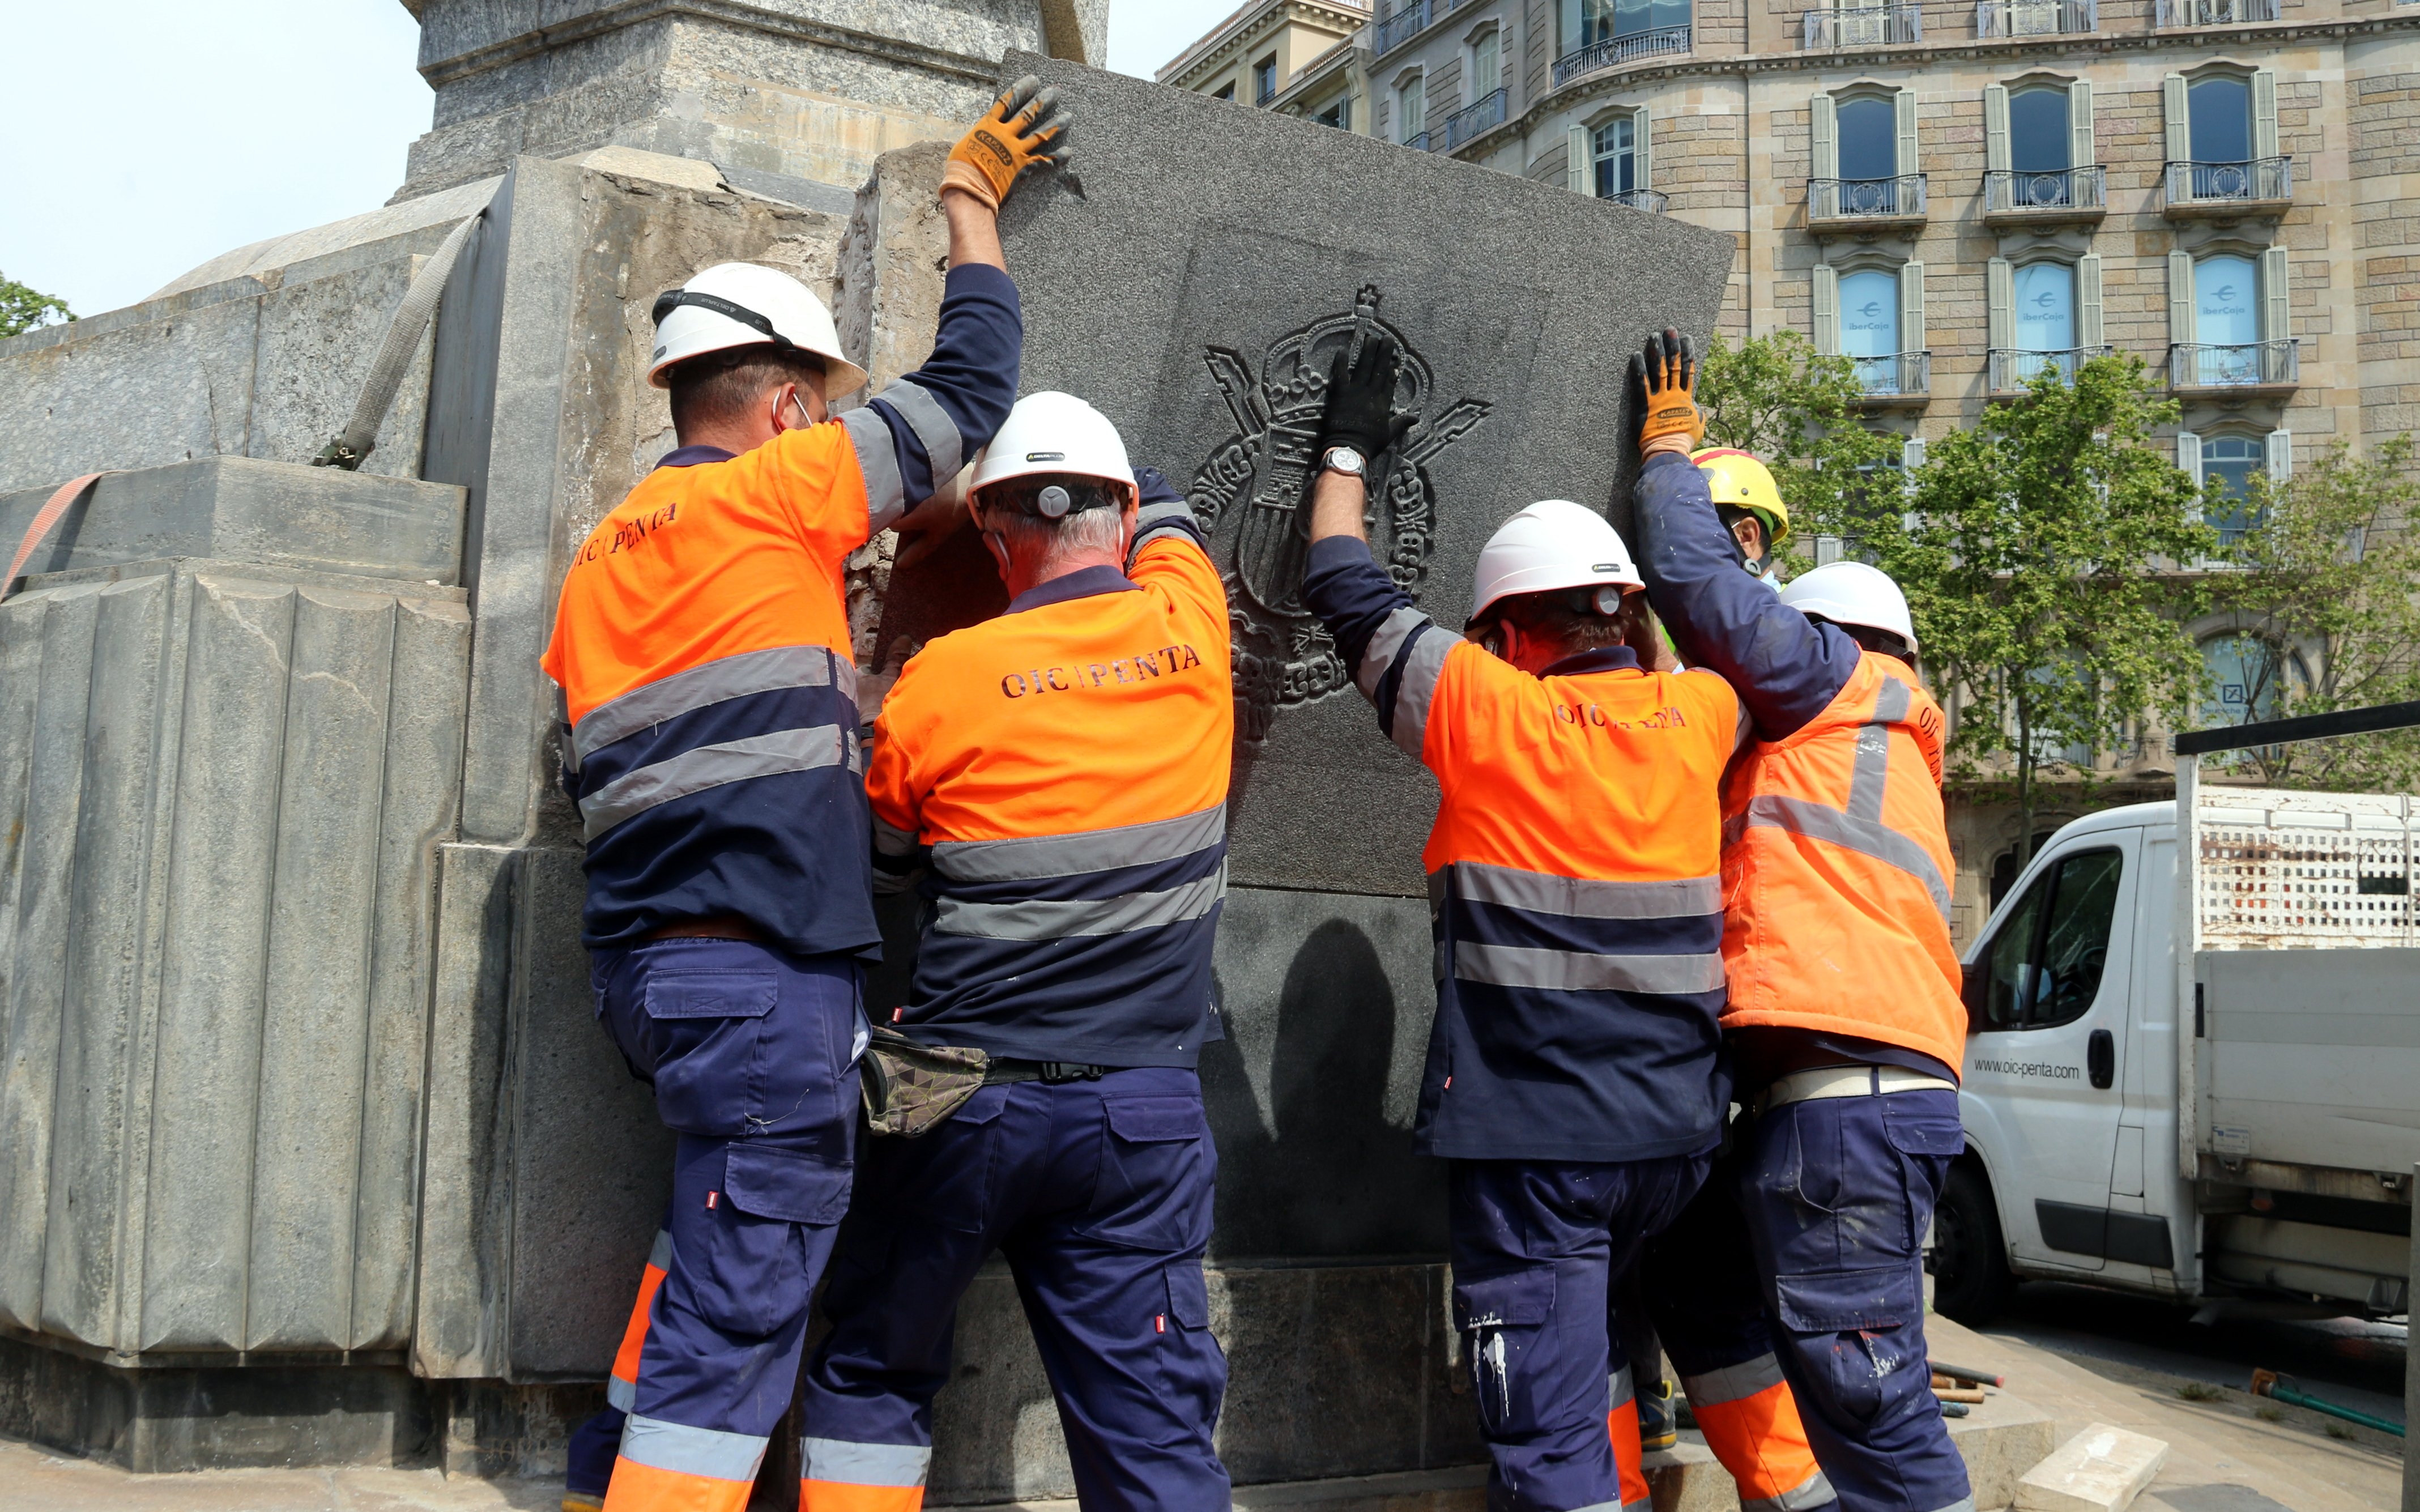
1810, 92, 1838, 181
1984, 84, 2010, 173
1988, 257, 2014, 350
2163, 74, 2189, 164
2252, 67, 2278, 160
1567, 122, 1590, 194
1637, 105, 1654, 189
2168, 249, 2196, 347
2078, 253, 2104, 350
1901, 258, 1927, 352
2069, 78, 2095, 171
1902, 436, 1928, 468
1895, 87, 1920, 177
2260, 243, 2289, 344
2265, 428, 2293, 482
2176, 430, 2202, 486
1812, 263, 1841, 355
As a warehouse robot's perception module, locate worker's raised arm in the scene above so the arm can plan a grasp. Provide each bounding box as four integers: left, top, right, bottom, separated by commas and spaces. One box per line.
1626, 330, 1858, 742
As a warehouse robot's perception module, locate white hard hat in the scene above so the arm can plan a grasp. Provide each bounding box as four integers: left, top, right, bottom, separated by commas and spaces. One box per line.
1779, 560, 1918, 650
969, 392, 1136, 509
649, 261, 868, 396
1468, 499, 1644, 625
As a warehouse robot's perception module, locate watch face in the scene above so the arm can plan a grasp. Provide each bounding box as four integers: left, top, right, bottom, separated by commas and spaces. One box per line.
1324, 446, 1366, 476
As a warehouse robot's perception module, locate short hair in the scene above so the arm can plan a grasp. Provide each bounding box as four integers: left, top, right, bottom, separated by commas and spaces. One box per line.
976, 473, 1132, 574
667, 345, 826, 436
1486, 587, 1640, 657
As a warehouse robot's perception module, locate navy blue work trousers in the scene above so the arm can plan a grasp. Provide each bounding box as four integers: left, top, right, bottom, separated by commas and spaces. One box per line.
1448, 1156, 1707, 1512
798, 1068, 1230, 1512
1735, 1087, 1972, 1512
564, 938, 862, 1502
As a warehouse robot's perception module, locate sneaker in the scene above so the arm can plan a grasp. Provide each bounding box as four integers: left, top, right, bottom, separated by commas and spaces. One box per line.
1639, 1377, 1678, 1453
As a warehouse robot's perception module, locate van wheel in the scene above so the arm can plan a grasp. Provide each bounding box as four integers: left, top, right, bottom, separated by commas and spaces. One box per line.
1929, 1163, 2016, 1325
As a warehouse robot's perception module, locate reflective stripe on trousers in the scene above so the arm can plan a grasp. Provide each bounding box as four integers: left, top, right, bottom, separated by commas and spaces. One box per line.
1605, 1361, 1651, 1512
1679, 1353, 1837, 1512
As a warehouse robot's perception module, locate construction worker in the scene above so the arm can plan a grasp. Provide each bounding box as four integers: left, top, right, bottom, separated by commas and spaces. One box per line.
544, 76, 1068, 1512
1298, 334, 1740, 1512
795, 391, 1233, 1512
1692, 447, 1791, 591
1630, 329, 1970, 1512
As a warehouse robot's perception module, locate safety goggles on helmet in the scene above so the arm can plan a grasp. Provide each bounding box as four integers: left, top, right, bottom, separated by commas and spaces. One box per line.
651, 289, 826, 370
973, 472, 1129, 520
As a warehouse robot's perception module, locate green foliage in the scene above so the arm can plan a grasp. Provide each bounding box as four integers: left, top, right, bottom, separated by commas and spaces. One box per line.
1693, 329, 1905, 550
1886, 354, 2215, 851
0, 274, 74, 339
2205, 434, 2420, 790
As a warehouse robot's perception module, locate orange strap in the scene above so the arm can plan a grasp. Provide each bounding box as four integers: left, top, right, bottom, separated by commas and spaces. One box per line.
2, 471, 108, 605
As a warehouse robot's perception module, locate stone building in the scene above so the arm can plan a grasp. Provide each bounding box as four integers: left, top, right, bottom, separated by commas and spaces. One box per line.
1182, 0, 2420, 939
1156, 0, 1373, 119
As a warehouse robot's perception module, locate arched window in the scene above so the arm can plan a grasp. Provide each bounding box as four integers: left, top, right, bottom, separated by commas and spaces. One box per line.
1471, 28, 1502, 98
2188, 74, 2250, 164
2194, 254, 2258, 347
2009, 86, 2070, 171
1838, 95, 1897, 181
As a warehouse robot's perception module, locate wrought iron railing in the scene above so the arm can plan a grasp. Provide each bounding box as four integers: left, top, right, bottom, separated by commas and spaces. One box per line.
1852, 351, 1931, 397
1976, 0, 2097, 32
1605, 188, 1671, 213
2172, 339, 2298, 387
1802, 3, 1922, 46
1445, 88, 1507, 147
1989, 345, 2115, 390
1403, 129, 1433, 152
2155, 0, 2277, 24
1552, 24, 1693, 86
1983, 165, 2106, 213
1808, 173, 1928, 220
1376, 0, 1434, 54
2164, 156, 2293, 205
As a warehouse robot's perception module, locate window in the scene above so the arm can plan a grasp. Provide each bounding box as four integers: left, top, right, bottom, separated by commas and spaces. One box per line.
2194, 254, 2258, 347
1841, 267, 1901, 370
1988, 832, 2067, 909
1593, 115, 1638, 197
1398, 76, 1426, 141
1254, 54, 1278, 104
2200, 632, 2297, 726
1314, 95, 1352, 130
2200, 433, 2265, 541
2188, 74, 2251, 163
1838, 95, 1898, 181
1971, 848, 2123, 1032
2009, 86, 2070, 171
1215, 82, 1237, 102
2013, 261, 2076, 351
1473, 29, 1502, 97
1562, 0, 1690, 48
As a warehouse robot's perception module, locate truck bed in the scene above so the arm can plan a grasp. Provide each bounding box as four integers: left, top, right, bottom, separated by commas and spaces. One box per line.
2199, 945, 2420, 1181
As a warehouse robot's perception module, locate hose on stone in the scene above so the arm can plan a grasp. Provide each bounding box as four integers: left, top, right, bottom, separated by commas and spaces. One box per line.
312, 210, 482, 471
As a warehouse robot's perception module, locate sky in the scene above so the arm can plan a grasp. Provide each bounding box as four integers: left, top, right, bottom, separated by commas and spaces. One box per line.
0, 1, 1237, 321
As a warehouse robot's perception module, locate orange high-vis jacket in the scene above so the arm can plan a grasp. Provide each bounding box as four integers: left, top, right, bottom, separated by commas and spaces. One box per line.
864, 516, 1233, 1068
1718, 650, 1966, 1072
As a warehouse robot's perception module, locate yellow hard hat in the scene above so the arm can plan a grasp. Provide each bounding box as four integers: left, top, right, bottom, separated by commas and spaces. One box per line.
1690, 447, 1791, 548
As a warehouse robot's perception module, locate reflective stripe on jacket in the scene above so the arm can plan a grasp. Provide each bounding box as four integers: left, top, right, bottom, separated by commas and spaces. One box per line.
866, 523, 1232, 1068
1718, 651, 1966, 1072
1303, 537, 1741, 1162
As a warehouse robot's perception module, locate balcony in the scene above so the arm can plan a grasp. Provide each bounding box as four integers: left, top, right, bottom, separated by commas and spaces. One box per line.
1552, 24, 1693, 87
1375, 0, 1472, 54
2155, 0, 2277, 23
1989, 345, 2115, 392
1605, 188, 1671, 213
1976, 0, 2097, 32
1802, 3, 1922, 47
1403, 130, 1434, 152
2171, 339, 2298, 395
1445, 88, 1508, 148
1983, 165, 2107, 225
1851, 351, 1932, 407
1807, 173, 1928, 232
2162, 157, 2293, 219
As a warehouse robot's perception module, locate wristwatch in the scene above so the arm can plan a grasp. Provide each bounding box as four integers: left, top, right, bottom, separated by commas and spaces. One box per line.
1320, 445, 1367, 478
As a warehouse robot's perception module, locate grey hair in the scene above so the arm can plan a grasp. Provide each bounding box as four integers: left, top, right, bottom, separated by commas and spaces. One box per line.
986, 504, 1128, 577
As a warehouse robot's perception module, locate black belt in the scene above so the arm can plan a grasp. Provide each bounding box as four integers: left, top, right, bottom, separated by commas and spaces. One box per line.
983, 1058, 1112, 1085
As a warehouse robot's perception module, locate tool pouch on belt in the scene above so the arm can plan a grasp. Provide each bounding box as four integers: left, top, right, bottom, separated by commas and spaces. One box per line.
861, 1024, 989, 1136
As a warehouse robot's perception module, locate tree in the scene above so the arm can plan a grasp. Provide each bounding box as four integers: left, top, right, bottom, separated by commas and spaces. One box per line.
1887, 354, 2214, 860
1693, 328, 1905, 553
2204, 434, 2420, 790
0, 274, 73, 339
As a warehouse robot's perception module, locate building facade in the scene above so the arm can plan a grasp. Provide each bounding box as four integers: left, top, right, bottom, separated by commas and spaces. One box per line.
1168, 0, 2420, 939
1158, 0, 1373, 116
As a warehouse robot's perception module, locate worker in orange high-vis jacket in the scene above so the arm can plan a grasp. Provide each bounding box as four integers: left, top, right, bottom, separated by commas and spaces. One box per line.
1300, 334, 1744, 1512
795, 391, 1233, 1512
1630, 329, 1971, 1512
543, 76, 1070, 1512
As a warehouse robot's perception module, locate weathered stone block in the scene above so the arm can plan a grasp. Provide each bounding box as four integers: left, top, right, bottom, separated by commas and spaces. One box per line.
2016, 1423, 2168, 1512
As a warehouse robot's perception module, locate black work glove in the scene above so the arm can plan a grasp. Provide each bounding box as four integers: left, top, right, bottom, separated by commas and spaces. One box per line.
1318, 335, 1416, 458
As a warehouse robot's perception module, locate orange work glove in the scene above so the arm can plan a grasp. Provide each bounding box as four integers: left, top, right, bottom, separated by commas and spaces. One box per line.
944, 75, 1072, 211
1628, 327, 1706, 453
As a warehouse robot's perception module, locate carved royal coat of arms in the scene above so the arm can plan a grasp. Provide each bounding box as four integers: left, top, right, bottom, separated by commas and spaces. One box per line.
1186, 286, 1489, 741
